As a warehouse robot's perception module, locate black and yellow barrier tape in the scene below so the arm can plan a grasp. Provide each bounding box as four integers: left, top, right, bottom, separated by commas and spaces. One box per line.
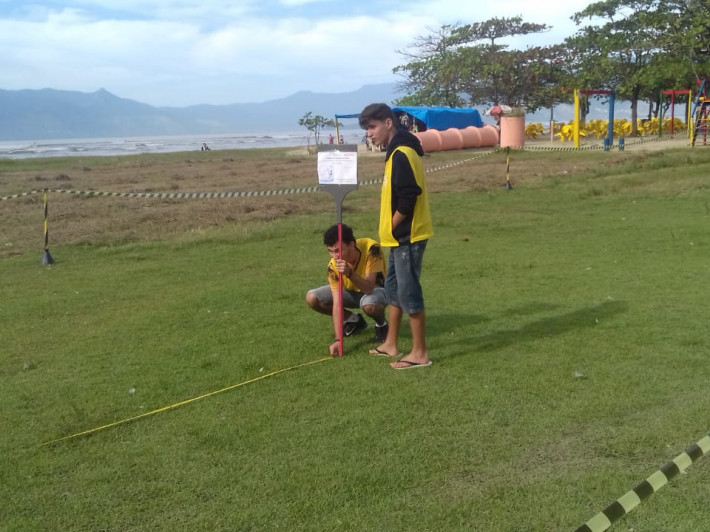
1, 137, 685, 202
623, 134, 689, 147
1, 152, 498, 202
52, 185, 324, 199
424, 150, 497, 173
576, 432, 710, 531
523, 144, 603, 151
40, 356, 332, 447
0, 190, 40, 201
2, 185, 324, 202
521, 133, 685, 151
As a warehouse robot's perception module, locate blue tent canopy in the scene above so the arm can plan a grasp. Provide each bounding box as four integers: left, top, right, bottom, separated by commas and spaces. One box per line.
335, 106, 483, 130
394, 106, 483, 129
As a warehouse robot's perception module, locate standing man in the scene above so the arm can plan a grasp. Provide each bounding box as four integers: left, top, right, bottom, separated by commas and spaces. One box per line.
306, 224, 388, 356
359, 103, 433, 369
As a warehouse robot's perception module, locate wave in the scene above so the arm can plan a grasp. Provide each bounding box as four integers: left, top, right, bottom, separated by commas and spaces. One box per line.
0, 131, 364, 160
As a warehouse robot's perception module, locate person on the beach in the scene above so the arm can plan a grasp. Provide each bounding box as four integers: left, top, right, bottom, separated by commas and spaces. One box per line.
359, 103, 433, 370
201, 142, 211, 151
306, 224, 388, 356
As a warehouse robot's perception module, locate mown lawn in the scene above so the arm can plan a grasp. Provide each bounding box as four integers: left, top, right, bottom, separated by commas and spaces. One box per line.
2, 146, 710, 531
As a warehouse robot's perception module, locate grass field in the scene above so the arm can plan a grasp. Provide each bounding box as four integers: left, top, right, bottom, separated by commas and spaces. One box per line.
2, 144, 710, 530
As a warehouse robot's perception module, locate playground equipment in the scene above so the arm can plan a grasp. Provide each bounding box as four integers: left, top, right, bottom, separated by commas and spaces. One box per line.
691, 79, 709, 146
573, 89, 615, 148
660, 89, 692, 137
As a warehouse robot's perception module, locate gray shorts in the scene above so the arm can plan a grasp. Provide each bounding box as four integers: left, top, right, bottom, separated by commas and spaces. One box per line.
308, 285, 386, 309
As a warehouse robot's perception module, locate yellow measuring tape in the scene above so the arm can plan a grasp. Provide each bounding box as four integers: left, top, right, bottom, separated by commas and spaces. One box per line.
41, 356, 333, 447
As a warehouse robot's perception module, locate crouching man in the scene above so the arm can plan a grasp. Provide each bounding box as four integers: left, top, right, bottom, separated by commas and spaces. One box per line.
306, 224, 388, 355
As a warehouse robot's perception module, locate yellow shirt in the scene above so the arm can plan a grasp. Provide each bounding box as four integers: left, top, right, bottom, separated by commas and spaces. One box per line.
327, 238, 385, 292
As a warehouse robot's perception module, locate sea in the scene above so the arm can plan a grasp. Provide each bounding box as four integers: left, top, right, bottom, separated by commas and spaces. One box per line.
0, 129, 368, 160
0, 100, 646, 160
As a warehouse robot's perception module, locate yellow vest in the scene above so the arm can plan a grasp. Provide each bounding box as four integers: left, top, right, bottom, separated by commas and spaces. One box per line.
380, 146, 433, 247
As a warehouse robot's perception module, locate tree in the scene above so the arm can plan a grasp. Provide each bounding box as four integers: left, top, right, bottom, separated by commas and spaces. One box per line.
393, 5, 709, 129
392, 18, 569, 114
489, 45, 572, 116
298, 112, 334, 148
648, 0, 710, 120
567, 0, 710, 135
450, 17, 553, 108
392, 24, 468, 107
656, 0, 710, 81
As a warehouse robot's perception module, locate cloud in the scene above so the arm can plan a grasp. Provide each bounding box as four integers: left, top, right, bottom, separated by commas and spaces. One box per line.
1, 0, 593, 106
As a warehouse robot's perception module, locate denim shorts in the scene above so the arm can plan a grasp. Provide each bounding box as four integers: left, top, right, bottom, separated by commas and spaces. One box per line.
384, 240, 427, 314
308, 285, 386, 309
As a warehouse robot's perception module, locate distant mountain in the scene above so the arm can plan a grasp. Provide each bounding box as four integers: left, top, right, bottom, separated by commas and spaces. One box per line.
0, 84, 405, 141
0, 85, 635, 142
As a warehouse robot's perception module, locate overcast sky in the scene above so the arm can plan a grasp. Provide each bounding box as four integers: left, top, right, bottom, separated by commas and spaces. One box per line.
1, 0, 596, 107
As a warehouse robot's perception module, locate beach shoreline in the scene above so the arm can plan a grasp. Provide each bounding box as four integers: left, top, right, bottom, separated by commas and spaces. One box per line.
0, 129, 371, 160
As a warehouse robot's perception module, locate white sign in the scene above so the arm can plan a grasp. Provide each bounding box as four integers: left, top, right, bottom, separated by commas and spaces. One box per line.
317, 150, 357, 185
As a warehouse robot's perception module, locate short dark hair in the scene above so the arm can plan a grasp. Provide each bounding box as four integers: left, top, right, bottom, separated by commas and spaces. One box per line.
323, 224, 355, 247
359, 103, 395, 129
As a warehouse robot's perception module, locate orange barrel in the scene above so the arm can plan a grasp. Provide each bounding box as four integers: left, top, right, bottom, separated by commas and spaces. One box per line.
460, 126, 482, 148
415, 129, 443, 153
499, 117, 526, 148
439, 128, 465, 150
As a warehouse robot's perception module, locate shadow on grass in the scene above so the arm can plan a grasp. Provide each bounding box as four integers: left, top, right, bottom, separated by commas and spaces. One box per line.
504, 302, 562, 316
427, 312, 491, 339
433, 300, 628, 359
342, 312, 490, 351
340, 301, 627, 359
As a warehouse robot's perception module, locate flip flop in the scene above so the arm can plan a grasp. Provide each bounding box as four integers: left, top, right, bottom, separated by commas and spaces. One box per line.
369, 347, 401, 358
391, 359, 433, 370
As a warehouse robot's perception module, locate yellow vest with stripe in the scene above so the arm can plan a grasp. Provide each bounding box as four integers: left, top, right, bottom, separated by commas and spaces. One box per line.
380, 145, 433, 247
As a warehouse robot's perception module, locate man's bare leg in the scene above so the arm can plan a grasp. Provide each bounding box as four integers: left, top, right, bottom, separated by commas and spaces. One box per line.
390, 311, 430, 368
369, 304, 402, 357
